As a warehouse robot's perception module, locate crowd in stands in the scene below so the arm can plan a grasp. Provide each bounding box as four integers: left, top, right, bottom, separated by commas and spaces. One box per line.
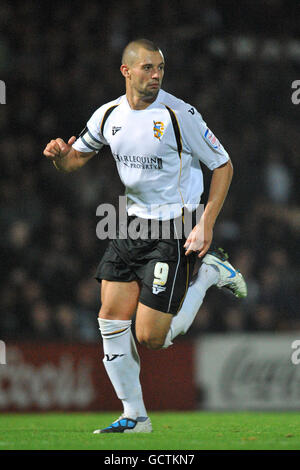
1, 0, 299, 341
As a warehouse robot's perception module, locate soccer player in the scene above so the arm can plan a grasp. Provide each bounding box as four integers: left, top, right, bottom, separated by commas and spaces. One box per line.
43, 39, 247, 433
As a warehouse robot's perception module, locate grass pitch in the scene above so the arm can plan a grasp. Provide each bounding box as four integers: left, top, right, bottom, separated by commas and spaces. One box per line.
0, 411, 300, 450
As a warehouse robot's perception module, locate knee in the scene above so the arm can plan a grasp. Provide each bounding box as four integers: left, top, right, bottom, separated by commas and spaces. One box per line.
98, 305, 115, 320
136, 332, 165, 350
98, 305, 132, 320
98, 305, 132, 321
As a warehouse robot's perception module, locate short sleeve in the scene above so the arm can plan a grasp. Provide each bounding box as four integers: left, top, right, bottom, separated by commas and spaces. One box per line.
179, 106, 230, 170
72, 107, 107, 153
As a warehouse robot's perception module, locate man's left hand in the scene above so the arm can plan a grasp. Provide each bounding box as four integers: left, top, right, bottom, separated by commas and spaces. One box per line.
184, 218, 213, 258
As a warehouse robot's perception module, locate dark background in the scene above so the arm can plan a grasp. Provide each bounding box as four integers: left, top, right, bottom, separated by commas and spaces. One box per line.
0, 0, 299, 342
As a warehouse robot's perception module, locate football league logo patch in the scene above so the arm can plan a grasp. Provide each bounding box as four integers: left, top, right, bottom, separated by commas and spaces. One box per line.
204, 128, 221, 149
153, 121, 164, 140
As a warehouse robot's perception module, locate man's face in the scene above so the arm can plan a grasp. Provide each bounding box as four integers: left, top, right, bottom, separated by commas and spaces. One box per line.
126, 48, 165, 99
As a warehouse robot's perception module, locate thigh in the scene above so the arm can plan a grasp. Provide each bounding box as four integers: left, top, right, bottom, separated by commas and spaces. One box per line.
95, 240, 139, 283
99, 280, 141, 320
135, 302, 173, 349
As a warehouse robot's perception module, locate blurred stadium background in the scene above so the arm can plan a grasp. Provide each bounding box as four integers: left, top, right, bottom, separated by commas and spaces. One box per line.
0, 0, 300, 413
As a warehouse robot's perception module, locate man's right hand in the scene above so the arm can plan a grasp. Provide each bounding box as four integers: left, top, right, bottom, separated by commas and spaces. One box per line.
43, 136, 76, 161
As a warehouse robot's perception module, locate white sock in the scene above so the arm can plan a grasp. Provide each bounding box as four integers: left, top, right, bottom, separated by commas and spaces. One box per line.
163, 263, 219, 348
98, 318, 147, 418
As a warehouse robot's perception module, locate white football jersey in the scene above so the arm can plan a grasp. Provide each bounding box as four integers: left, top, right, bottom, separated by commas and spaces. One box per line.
73, 89, 229, 220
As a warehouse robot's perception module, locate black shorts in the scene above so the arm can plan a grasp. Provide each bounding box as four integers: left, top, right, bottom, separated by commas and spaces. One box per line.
95, 213, 197, 315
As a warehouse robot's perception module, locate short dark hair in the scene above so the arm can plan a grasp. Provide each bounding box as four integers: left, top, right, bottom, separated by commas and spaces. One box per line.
121, 39, 161, 64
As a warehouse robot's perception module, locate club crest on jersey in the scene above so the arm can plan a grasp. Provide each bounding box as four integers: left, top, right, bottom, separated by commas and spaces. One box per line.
204, 128, 221, 149
153, 121, 164, 140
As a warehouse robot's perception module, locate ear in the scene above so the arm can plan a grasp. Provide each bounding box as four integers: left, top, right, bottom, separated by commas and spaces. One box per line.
120, 64, 130, 79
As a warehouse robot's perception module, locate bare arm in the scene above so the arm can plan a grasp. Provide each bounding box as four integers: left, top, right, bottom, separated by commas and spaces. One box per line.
184, 159, 233, 257
202, 158, 234, 229
43, 136, 96, 172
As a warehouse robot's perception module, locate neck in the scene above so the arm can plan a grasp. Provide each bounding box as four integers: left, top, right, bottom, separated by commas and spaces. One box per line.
126, 87, 159, 110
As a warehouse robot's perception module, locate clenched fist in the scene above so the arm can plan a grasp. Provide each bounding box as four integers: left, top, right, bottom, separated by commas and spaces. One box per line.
43, 136, 76, 160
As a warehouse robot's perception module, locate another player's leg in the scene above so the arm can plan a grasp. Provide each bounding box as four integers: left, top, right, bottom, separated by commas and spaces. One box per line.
94, 280, 152, 434
163, 247, 247, 348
